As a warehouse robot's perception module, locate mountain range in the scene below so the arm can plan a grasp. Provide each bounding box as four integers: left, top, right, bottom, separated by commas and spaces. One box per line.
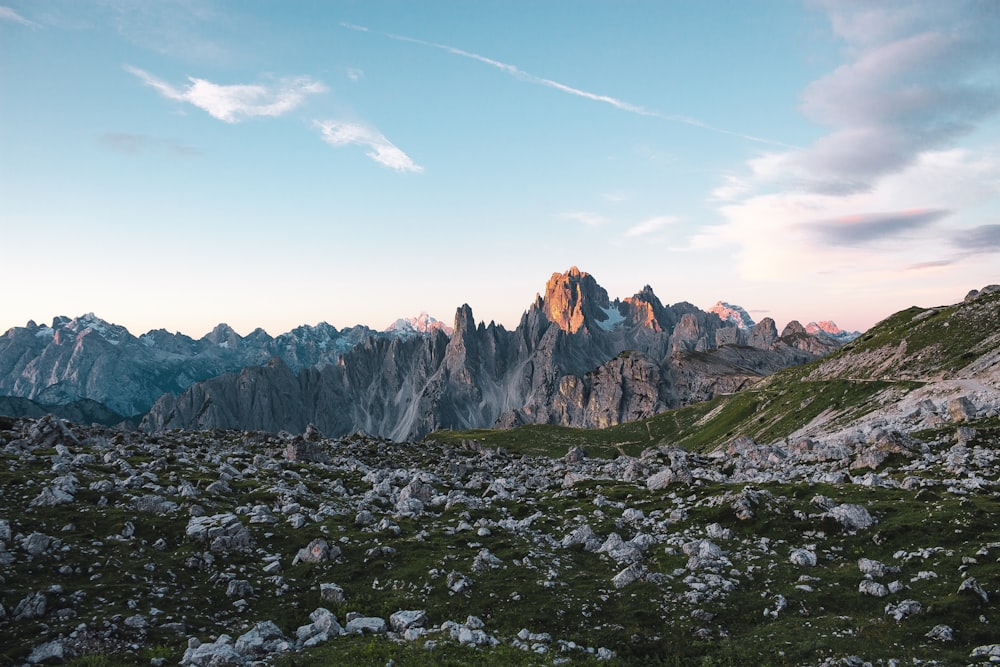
0, 268, 857, 440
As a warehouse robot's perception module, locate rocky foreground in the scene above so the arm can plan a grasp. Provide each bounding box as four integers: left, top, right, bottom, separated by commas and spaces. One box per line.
0, 409, 998, 666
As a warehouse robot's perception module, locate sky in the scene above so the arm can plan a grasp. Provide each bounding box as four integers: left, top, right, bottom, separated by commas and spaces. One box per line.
2, 1, 999, 338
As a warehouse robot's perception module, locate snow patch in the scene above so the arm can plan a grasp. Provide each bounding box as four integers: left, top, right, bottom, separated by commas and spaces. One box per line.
597, 305, 625, 331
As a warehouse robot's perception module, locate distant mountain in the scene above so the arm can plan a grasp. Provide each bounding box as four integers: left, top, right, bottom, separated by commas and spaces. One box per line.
140, 267, 846, 440
0, 314, 383, 417
708, 301, 756, 330
385, 313, 454, 338
806, 320, 861, 342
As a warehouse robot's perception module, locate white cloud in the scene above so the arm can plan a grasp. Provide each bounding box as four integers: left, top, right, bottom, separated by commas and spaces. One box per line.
626, 216, 678, 238
699, 1, 1000, 294
700, 149, 1000, 282
125, 66, 326, 123
0, 5, 36, 26
772, 1, 1000, 195
561, 211, 609, 226
346, 67, 364, 82
315, 120, 423, 173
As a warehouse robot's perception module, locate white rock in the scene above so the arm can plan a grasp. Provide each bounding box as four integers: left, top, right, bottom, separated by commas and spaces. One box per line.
789, 548, 817, 567
390, 610, 427, 633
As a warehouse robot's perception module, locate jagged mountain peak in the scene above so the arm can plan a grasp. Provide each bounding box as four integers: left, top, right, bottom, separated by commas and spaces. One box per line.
709, 301, 756, 330
542, 267, 611, 334
203, 323, 242, 349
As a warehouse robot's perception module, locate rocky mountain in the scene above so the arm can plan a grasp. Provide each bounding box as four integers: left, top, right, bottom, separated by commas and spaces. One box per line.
806, 320, 861, 342
0, 314, 380, 418
140, 268, 844, 440
708, 301, 756, 330
384, 312, 454, 338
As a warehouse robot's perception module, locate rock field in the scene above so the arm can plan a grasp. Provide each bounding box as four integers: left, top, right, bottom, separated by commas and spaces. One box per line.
1, 407, 999, 666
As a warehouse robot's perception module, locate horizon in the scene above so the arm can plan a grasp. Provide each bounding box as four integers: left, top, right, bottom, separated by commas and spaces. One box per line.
3, 264, 985, 341
2, 1, 999, 338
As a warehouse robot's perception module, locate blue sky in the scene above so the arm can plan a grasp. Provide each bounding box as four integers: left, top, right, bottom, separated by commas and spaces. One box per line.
2, 1, 999, 338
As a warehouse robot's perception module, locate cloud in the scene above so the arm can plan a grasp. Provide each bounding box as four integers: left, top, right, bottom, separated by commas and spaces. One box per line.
346, 67, 364, 82
952, 224, 1000, 253
699, 148, 1000, 285
561, 211, 609, 227
125, 66, 326, 123
770, 1, 1000, 195
315, 120, 423, 173
697, 1, 1000, 296
98, 132, 200, 156
0, 5, 36, 26
802, 209, 950, 247
626, 216, 678, 238
341, 23, 788, 147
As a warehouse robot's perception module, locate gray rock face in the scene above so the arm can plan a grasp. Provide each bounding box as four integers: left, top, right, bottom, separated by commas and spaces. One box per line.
0, 314, 377, 418
139, 269, 841, 441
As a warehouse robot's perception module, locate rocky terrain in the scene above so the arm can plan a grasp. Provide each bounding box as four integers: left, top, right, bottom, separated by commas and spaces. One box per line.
1, 286, 998, 666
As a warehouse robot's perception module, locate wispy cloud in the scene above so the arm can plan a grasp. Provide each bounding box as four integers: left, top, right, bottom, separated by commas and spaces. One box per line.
561, 211, 610, 227
341, 22, 788, 148
626, 215, 678, 238
802, 209, 950, 247
125, 65, 326, 123
315, 120, 423, 173
98, 132, 200, 157
754, 1, 1000, 195
0, 5, 36, 26
345, 67, 364, 82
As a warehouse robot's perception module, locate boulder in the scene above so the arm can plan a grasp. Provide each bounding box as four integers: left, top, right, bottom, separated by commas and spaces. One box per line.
948, 396, 977, 422
824, 504, 876, 532
789, 548, 816, 567
345, 616, 387, 635
26, 641, 67, 665
292, 538, 339, 565
390, 609, 428, 633
858, 580, 888, 597
958, 576, 989, 603
319, 583, 345, 605
13, 592, 46, 621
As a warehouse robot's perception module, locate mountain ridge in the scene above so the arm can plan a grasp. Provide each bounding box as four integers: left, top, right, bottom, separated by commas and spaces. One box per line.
1, 268, 858, 437
136, 268, 845, 439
